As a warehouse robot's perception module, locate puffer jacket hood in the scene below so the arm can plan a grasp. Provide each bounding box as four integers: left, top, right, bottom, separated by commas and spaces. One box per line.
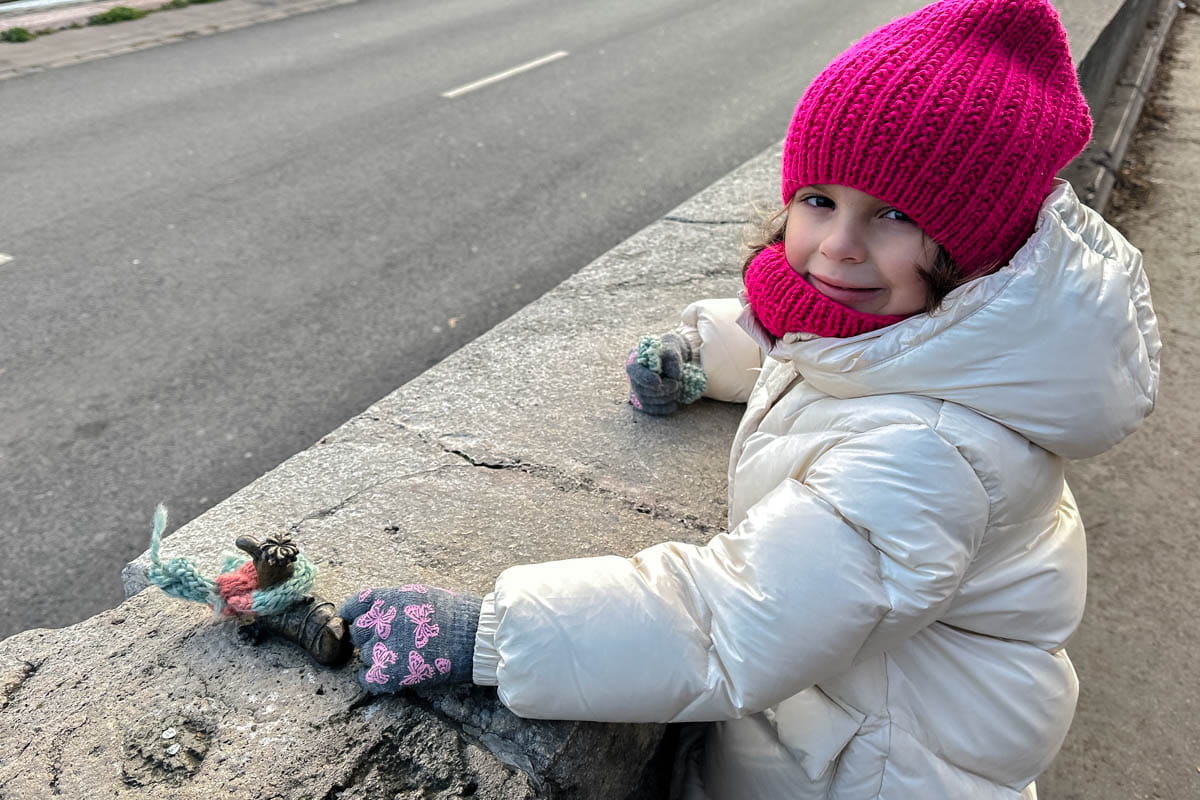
744, 182, 1161, 459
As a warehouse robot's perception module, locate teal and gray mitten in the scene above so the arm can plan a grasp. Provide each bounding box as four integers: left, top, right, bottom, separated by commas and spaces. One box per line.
626, 332, 707, 415
338, 585, 481, 693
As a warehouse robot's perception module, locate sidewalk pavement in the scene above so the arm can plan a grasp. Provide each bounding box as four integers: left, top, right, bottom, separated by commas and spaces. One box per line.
1037, 3, 1200, 797
0, 0, 355, 79
2, 0, 193, 33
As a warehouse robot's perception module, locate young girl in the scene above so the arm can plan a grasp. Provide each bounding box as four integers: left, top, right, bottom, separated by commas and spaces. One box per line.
337, 0, 1161, 796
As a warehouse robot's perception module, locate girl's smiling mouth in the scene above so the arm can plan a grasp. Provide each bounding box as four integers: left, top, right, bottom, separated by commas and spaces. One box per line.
806, 273, 882, 305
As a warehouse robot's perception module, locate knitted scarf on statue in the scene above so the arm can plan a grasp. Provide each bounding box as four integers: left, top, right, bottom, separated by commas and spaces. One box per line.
743, 243, 910, 338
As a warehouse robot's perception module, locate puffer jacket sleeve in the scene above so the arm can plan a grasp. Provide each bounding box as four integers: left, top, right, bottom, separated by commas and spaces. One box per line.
472, 423, 990, 723
679, 298, 762, 403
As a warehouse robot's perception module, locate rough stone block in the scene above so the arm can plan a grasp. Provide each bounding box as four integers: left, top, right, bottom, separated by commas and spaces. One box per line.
5, 455, 709, 798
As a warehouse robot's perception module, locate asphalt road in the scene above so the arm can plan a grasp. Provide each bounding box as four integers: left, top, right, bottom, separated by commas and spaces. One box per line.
0, 0, 928, 638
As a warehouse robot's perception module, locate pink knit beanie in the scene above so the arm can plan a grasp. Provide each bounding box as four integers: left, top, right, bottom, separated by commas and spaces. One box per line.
782, 0, 1092, 275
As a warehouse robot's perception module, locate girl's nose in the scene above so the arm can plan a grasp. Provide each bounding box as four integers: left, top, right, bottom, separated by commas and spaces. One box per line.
819, 220, 868, 264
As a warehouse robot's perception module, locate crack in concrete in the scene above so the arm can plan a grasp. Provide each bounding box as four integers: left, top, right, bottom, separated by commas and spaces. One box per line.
409, 690, 548, 794
0, 657, 42, 711
441, 444, 532, 472
436, 440, 723, 536
290, 485, 377, 530
598, 270, 732, 293
324, 698, 520, 799
285, 464, 448, 527
382, 422, 724, 535
286, 460, 475, 535
47, 710, 90, 795
318, 731, 386, 799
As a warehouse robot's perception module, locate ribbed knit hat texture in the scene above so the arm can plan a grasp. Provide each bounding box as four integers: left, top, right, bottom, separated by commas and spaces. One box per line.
782, 0, 1092, 275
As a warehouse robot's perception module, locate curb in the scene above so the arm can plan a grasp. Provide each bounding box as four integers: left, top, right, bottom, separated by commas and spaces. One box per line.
1, 0, 168, 31
1064, 0, 1186, 211
0, 0, 356, 80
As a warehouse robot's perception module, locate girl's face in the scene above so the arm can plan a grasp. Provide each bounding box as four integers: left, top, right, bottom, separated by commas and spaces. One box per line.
784, 184, 936, 316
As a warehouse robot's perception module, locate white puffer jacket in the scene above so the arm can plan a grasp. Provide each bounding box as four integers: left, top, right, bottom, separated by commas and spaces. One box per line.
472, 182, 1161, 799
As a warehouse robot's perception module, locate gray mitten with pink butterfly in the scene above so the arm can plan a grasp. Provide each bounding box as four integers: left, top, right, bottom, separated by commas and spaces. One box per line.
338, 585, 481, 693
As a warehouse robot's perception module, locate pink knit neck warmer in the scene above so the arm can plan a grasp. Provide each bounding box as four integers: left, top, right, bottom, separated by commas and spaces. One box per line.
743, 244, 910, 339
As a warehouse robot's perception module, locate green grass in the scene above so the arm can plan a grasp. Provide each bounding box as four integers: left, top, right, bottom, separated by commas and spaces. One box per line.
1, 26, 34, 42
88, 6, 149, 24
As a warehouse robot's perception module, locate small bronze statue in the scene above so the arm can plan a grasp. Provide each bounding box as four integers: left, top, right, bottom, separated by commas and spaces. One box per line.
146, 505, 352, 667
233, 534, 353, 667
235, 534, 299, 590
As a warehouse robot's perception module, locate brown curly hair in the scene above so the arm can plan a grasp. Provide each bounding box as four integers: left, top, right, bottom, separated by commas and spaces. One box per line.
740, 206, 968, 314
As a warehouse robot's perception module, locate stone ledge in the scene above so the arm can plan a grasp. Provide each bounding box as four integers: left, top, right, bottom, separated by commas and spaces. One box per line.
0, 139, 775, 800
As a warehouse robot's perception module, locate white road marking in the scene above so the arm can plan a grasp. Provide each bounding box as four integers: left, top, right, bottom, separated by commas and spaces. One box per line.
0, 254, 12, 267
441, 51, 569, 99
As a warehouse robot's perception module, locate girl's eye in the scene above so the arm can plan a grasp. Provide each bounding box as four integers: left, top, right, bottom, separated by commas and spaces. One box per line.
883, 208, 914, 223
800, 195, 834, 209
